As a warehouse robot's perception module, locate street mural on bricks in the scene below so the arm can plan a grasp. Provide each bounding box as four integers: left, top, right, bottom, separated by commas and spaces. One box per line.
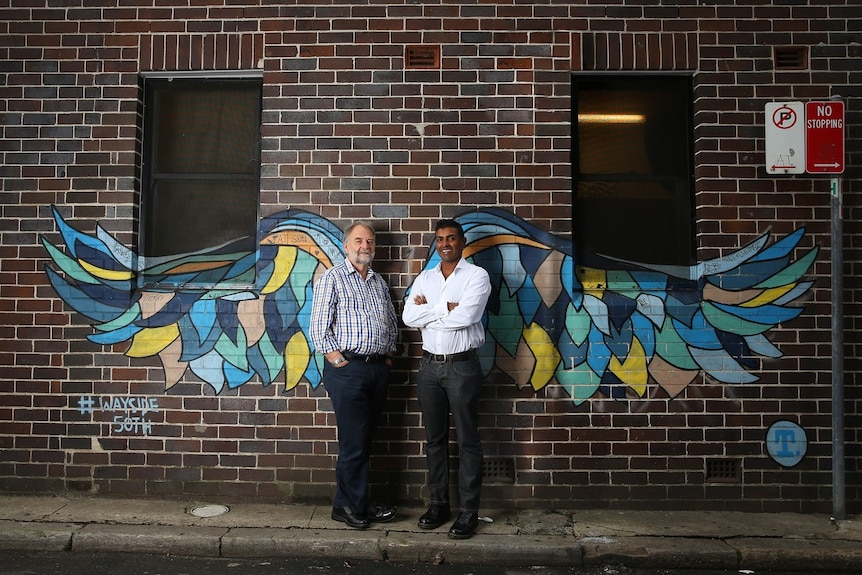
43, 206, 818, 406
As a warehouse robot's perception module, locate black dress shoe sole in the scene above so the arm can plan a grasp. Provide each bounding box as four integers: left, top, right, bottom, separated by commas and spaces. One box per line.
447, 528, 476, 539
418, 520, 448, 530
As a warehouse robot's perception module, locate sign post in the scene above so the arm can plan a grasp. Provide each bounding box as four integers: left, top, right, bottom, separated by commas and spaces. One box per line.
810, 98, 847, 520
831, 175, 845, 521
764, 99, 847, 518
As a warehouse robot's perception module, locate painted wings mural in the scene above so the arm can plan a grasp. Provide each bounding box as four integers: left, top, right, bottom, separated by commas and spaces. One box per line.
42, 207, 343, 394
447, 209, 818, 404
42, 207, 817, 405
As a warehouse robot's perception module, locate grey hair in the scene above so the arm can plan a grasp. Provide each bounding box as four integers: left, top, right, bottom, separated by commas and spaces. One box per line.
342, 221, 376, 243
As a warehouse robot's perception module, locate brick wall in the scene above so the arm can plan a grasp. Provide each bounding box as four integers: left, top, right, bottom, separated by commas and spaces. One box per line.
1, 1, 860, 513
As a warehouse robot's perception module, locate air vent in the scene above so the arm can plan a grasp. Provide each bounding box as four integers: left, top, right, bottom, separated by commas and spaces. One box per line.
773, 46, 807, 70
482, 457, 515, 484
705, 458, 741, 483
405, 45, 440, 69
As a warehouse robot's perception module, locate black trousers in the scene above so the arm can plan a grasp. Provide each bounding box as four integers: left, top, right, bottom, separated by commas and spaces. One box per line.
322, 359, 390, 513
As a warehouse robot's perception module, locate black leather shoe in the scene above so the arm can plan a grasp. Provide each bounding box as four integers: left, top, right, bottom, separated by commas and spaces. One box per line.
418, 503, 450, 529
331, 506, 369, 529
448, 511, 479, 539
367, 503, 396, 523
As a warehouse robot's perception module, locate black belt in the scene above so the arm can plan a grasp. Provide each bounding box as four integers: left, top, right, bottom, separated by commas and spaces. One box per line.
423, 350, 475, 363
342, 351, 389, 364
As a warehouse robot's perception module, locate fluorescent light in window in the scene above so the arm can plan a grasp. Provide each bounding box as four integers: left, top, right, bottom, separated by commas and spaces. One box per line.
578, 113, 646, 124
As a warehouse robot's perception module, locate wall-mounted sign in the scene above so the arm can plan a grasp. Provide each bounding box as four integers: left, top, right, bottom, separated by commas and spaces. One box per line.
805, 101, 845, 174
765, 100, 845, 175
766, 420, 808, 468
765, 102, 804, 174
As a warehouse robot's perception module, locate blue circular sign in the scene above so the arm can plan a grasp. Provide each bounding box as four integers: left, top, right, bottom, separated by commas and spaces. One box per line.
766, 420, 808, 468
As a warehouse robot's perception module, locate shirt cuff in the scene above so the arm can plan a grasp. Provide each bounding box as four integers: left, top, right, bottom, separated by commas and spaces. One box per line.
433, 301, 449, 317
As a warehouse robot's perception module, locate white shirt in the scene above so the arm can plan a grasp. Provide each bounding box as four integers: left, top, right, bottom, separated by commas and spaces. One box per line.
402, 258, 491, 355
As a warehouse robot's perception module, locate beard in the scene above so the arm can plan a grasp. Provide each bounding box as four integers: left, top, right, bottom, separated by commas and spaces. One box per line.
349, 249, 374, 266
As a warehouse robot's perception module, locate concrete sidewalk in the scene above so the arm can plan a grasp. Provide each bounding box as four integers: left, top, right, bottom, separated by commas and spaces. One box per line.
0, 494, 860, 572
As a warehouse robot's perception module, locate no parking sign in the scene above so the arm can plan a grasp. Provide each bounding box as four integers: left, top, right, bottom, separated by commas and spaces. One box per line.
765, 102, 804, 174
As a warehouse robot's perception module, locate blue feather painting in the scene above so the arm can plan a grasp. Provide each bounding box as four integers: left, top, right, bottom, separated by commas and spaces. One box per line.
42, 206, 817, 404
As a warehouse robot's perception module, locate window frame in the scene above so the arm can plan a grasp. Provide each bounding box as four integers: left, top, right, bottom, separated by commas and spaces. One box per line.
139, 70, 263, 289
571, 73, 696, 271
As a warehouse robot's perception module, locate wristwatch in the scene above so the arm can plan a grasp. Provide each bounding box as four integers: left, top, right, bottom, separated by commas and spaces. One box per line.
331, 356, 346, 366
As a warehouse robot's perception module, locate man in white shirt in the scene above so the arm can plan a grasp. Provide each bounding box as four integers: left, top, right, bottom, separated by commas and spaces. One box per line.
402, 219, 491, 539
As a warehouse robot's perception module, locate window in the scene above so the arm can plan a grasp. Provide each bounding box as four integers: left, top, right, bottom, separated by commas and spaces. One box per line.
141, 74, 262, 286
572, 75, 694, 268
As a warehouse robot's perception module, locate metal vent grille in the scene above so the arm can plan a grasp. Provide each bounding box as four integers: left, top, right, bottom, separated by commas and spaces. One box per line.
405, 45, 440, 69
773, 46, 807, 70
482, 457, 515, 484
705, 458, 742, 483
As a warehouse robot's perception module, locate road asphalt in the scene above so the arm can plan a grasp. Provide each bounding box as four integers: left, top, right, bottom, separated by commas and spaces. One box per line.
0, 494, 860, 572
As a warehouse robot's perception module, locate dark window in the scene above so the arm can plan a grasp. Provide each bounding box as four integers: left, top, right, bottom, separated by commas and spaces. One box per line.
572, 75, 694, 267
141, 75, 262, 286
